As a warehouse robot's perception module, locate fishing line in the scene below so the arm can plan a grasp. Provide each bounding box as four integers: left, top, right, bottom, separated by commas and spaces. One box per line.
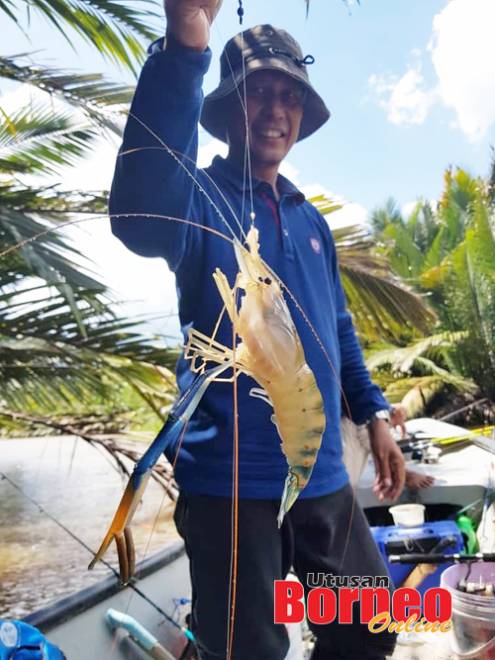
226, 292, 240, 660
127, 112, 248, 244
221, 0, 358, 582
0, 472, 190, 638
221, 8, 260, 655
118, 144, 248, 245
2, 200, 360, 573
212, 21, 256, 237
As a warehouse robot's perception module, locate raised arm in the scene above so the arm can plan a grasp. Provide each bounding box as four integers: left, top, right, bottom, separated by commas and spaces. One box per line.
109, 0, 222, 270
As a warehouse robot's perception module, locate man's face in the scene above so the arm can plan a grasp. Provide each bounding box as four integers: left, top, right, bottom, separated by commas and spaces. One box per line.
226, 69, 305, 170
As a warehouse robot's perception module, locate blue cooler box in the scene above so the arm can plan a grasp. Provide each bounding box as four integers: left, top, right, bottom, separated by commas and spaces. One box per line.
371, 520, 464, 594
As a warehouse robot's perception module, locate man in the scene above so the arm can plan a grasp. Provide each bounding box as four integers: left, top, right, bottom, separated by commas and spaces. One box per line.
110, 1, 405, 658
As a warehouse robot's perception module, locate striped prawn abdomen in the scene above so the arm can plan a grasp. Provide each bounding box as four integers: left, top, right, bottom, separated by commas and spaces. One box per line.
267, 364, 325, 491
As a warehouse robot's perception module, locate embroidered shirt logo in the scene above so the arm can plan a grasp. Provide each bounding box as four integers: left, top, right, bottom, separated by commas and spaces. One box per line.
0, 621, 18, 647
310, 237, 321, 254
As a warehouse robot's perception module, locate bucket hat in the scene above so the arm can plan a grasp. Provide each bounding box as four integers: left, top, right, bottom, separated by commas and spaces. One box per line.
200, 24, 330, 142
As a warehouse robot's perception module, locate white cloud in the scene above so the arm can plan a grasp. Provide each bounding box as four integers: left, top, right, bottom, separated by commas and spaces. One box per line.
279, 160, 301, 186
368, 67, 435, 126
429, 0, 495, 140
301, 182, 368, 229
197, 138, 228, 167
401, 201, 419, 218
368, 0, 495, 140
330, 201, 368, 228
64, 218, 181, 341
58, 137, 119, 191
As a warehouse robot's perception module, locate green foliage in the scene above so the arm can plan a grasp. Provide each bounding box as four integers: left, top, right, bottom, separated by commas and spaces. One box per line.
370, 165, 495, 414
310, 195, 435, 343
0, 197, 178, 425
0, 1, 179, 435
2, 0, 159, 74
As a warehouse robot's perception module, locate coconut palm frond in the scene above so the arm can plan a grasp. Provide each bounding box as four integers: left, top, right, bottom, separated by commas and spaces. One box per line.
4, 0, 159, 74
366, 331, 467, 373
0, 55, 133, 133
335, 224, 435, 340
387, 376, 448, 418
0, 205, 106, 296
1, 183, 107, 214
0, 106, 98, 175
0, 340, 175, 416
309, 197, 436, 341
309, 194, 343, 217
0, 293, 177, 417
413, 356, 477, 392
339, 261, 435, 342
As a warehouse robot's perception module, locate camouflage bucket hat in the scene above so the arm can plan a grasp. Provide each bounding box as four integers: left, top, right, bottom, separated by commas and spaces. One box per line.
200, 24, 330, 143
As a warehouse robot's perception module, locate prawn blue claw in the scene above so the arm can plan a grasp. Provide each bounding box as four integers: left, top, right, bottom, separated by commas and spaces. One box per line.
88, 363, 231, 583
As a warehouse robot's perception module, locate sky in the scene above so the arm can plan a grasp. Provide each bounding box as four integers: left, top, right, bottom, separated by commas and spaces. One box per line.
2, 0, 495, 341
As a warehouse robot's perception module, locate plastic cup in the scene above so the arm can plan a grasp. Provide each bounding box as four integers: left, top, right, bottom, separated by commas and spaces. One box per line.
389, 504, 425, 526
441, 563, 495, 659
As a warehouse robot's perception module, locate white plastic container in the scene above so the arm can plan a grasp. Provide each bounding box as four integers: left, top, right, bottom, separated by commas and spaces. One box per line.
389, 503, 425, 526
441, 563, 495, 659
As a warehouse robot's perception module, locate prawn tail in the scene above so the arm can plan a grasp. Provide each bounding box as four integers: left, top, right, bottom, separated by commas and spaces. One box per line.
277, 470, 300, 527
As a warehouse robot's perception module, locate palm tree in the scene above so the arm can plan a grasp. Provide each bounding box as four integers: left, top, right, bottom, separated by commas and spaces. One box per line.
369, 166, 495, 418
3, 0, 158, 75
0, 2, 179, 436
0, 135, 178, 430
310, 194, 435, 344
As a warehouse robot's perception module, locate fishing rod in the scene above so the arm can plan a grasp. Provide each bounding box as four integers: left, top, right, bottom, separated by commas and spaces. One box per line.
389, 552, 495, 565
398, 426, 495, 446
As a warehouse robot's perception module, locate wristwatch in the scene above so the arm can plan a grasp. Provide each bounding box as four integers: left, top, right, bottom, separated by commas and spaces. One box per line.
367, 409, 391, 425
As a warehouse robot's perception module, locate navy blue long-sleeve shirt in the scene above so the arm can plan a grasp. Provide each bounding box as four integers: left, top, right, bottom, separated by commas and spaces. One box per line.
110, 39, 389, 499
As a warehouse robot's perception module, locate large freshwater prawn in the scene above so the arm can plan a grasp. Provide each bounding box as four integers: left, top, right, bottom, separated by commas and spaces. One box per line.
88, 217, 327, 582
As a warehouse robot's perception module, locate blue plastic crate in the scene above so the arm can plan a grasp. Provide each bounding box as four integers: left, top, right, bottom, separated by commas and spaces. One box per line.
371, 520, 464, 594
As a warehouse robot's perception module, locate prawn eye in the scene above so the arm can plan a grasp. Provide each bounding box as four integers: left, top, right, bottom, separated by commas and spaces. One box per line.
264, 277, 272, 285
258, 277, 264, 282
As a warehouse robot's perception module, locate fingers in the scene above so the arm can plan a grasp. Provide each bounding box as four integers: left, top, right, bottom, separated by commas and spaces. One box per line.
164, 0, 222, 51
372, 449, 405, 501
390, 404, 407, 438
372, 453, 393, 502
389, 454, 406, 500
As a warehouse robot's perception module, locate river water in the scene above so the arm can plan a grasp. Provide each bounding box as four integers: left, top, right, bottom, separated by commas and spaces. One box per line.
0, 435, 179, 619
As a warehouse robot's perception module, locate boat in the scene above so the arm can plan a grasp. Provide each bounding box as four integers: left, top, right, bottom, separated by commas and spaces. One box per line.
24, 541, 193, 659
19, 419, 495, 659
356, 418, 495, 659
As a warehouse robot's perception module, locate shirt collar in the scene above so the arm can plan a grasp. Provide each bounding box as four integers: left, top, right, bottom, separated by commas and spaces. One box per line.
208, 155, 306, 205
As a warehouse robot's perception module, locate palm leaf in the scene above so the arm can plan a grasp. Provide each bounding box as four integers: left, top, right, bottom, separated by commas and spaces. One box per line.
366, 331, 467, 373
0, 105, 97, 174
0, 55, 133, 133
4, 0, 159, 74
311, 208, 436, 341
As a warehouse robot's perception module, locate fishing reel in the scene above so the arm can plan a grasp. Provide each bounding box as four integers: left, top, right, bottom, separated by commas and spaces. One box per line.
397, 434, 440, 463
